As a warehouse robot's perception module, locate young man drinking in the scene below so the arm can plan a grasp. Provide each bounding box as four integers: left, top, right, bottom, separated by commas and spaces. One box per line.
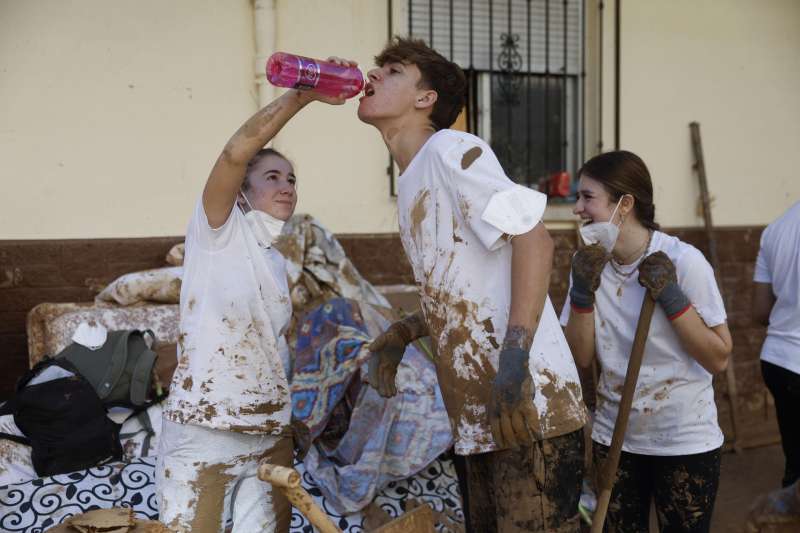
358, 37, 587, 532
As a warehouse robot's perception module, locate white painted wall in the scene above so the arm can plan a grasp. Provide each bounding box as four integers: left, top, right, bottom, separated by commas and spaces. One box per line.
1, 0, 798, 239
600, 0, 800, 228
269, 0, 399, 234
0, 0, 258, 238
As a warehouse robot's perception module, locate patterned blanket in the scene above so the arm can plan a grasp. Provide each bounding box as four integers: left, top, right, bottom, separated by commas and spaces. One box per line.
292, 298, 453, 514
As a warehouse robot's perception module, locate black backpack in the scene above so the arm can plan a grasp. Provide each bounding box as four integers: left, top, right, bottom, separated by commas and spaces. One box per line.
0, 329, 166, 477
0, 358, 123, 477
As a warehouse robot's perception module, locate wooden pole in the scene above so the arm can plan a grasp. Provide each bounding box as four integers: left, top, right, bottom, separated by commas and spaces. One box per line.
258, 462, 341, 533
591, 295, 656, 533
689, 121, 743, 453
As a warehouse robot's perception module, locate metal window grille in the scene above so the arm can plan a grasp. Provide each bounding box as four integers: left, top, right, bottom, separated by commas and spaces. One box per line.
407, 0, 585, 196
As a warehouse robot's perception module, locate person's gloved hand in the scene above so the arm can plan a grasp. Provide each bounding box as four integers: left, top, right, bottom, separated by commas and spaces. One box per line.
570, 244, 610, 312
290, 416, 312, 460
638, 251, 691, 320
367, 320, 413, 398
489, 327, 538, 449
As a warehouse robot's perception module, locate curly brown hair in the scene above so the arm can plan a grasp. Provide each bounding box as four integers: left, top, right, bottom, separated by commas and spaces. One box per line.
375, 37, 466, 131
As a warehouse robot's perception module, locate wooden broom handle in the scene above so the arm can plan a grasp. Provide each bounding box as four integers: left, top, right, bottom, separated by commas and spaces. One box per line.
591, 295, 656, 533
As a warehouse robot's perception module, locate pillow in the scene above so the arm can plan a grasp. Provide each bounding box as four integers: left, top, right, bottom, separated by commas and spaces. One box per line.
96, 267, 182, 306
165, 242, 185, 266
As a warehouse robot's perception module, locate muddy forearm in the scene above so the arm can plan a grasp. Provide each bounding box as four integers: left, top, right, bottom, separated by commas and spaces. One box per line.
222, 91, 310, 167
203, 91, 310, 227
565, 309, 596, 368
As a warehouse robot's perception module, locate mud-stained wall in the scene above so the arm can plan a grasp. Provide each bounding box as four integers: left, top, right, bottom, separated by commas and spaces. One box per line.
0, 228, 778, 447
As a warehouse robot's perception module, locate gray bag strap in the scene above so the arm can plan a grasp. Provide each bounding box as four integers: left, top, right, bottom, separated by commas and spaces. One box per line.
119, 410, 155, 457
130, 341, 157, 406
95, 330, 133, 401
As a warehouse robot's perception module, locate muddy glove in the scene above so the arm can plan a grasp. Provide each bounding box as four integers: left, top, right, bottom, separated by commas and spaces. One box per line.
489, 327, 538, 450
290, 416, 312, 460
638, 251, 691, 320
570, 244, 610, 312
367, 321, 414, 398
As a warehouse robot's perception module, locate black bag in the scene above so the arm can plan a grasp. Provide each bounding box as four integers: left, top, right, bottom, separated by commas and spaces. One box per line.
0, 359, 123, 477
0, 329, 166, 476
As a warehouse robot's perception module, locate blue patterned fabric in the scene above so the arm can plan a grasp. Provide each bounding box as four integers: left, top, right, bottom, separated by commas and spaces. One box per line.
291, 298, 454, 513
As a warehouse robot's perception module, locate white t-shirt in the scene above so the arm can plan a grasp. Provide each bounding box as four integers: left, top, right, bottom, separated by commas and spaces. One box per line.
754, 201, 800, 375
398, 129, 587, 456
560, 231, 726, 455
163, 199, 292, 435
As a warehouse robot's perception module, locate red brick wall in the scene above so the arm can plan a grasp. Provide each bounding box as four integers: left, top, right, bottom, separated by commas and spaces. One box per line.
0, 227, 777, 446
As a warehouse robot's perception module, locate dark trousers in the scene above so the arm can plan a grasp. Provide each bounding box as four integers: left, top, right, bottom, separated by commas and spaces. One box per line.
453, 429, 585, 533
593, 443, 721, 533
761, 360, 800, 487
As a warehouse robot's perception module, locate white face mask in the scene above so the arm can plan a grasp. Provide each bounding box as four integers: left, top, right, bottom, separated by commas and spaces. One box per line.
579, 197, 624, 253
240, 192, 285, 248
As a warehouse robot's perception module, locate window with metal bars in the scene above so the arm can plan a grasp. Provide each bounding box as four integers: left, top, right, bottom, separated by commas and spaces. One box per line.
407, 0, 584, 199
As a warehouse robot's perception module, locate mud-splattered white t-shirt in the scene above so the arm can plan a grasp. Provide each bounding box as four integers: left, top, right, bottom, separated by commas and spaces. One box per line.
397, 129, 587, 456
560, 231, 726, 455
163, 199, 292, 435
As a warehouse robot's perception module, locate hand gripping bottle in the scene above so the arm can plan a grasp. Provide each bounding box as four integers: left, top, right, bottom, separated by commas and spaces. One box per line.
266, 52, 364, 99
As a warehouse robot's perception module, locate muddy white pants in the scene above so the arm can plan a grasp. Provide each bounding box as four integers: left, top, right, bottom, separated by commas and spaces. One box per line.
155, 419, 292, 533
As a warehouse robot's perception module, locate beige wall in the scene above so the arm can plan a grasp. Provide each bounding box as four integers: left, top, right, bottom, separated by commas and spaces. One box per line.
601, 0, 800, 228
1, 1, 798, 239
269, 0, 399, 234
0, 0, 257, 239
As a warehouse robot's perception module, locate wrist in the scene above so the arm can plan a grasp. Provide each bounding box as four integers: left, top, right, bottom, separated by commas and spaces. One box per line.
397, 311, 428, 342
284, 89, 313, 109
569, 284, 595, 312
502, 325, 533, 352
657, 281, 691, 320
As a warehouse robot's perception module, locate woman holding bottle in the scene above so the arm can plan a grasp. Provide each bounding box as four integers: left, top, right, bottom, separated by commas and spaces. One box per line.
561, 150, 732, 532
156, 58, 357, 533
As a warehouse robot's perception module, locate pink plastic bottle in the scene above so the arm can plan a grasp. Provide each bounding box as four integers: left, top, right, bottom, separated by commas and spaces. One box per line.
266, 52, 364, 99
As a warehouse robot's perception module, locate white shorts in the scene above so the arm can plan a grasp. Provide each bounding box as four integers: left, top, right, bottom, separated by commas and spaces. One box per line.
155, 419, 292, 533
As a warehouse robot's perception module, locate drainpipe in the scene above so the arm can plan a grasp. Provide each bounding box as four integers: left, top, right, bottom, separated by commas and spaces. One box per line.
253, 0, 278, 107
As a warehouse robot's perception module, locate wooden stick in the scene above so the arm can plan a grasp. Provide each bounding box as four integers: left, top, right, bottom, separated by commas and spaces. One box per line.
689, 121, 743, 453
591, 295, 656, 533
258, 462, 341, 533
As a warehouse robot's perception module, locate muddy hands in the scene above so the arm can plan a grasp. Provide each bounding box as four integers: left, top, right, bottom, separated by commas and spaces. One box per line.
290, 416, 312, 460
367, 314, 426, 397
489, 328, 538, 449
638, 251, 691, 319
637, 251, 677, 297
570, 244, 610, 310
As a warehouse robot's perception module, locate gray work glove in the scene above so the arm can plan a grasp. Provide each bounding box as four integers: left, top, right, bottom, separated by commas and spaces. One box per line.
570, 244, 610, 311
638, 251, 691, 320
290, 416, 311, 460
488, 347, 537, 450
367, 320, 412, 398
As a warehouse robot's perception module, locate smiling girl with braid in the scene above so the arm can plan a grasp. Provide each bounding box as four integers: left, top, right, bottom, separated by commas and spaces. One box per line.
561, 150, 733, 533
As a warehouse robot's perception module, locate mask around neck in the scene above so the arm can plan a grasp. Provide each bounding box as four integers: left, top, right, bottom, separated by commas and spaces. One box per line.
240, 192, 285, 248
579, 197, 623, 253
